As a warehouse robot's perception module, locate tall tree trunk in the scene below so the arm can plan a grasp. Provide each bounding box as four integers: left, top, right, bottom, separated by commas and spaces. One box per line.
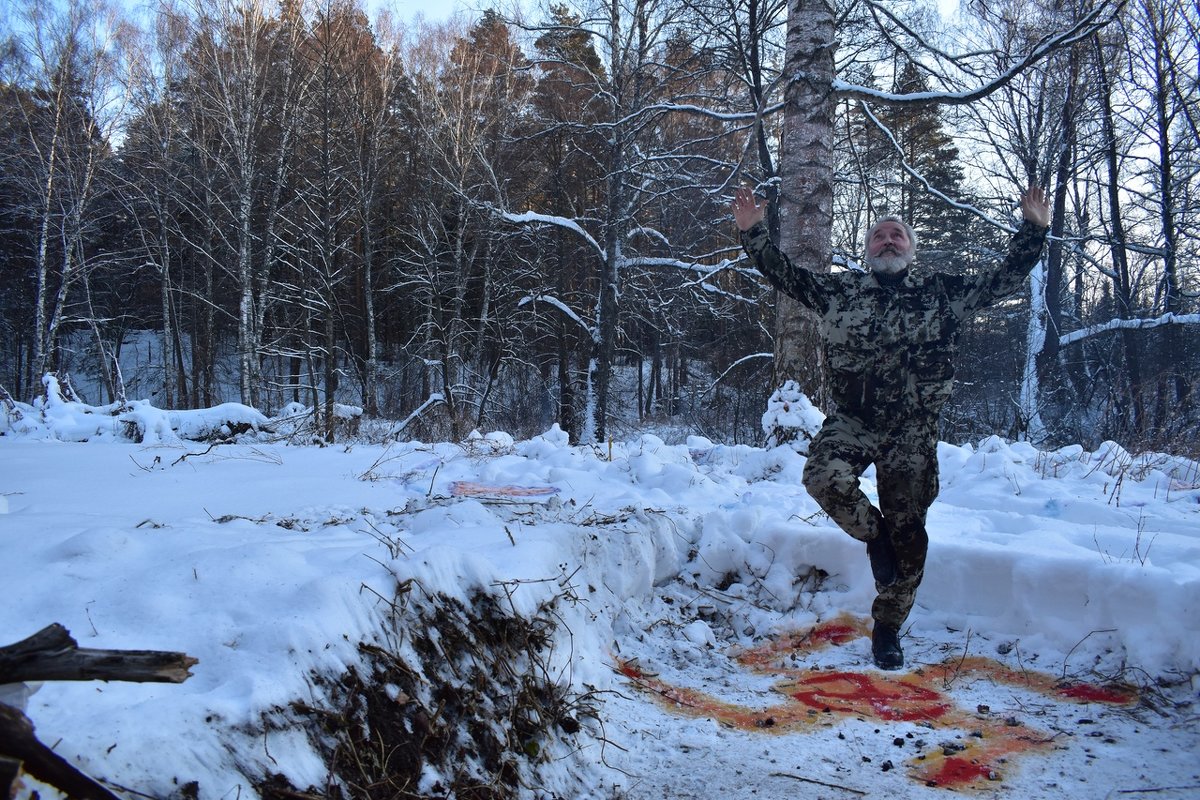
324, 297, 338, 442
1147, 2, 1188, 420
172, 314, 189, 408
159, 200, 176, 409
199, 178, 218, 408
1031, 48, 1078, 439
30, 65, 68, 388
34, 94, 102, 390
587, 0, 633, 445
557, 320, 575, 439
774, 0, 835, 409
236, 182, 259, 408
1094, 35, 1145, 434
42, 130, 100, 386
594, 136, 623, 444
361, 224, 380, 417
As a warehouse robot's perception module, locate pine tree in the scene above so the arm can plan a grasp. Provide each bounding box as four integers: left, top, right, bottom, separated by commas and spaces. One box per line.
877, 62, 974, 271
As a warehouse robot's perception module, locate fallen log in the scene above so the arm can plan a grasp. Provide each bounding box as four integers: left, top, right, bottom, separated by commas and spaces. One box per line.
0, 623, 197, 684
0, 703, 120, 800
0, 755, 20, 790
0, 624, 197, 798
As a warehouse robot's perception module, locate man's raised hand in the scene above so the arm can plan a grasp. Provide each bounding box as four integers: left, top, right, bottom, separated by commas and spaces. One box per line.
731, 187, 766, 232
1020, 185, 1051, 229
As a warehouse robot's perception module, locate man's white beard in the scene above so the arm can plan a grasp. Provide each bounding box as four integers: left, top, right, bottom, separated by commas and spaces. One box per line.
867, 251, 912, 274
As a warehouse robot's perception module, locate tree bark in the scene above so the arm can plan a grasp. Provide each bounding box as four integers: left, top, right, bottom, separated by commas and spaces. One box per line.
1033, 47, 1079, 437
1145, 0, 1188, 416
775, 0, 835, 409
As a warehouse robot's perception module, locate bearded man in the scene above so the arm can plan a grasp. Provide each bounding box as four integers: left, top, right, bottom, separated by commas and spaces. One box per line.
731, 187, 1051, 669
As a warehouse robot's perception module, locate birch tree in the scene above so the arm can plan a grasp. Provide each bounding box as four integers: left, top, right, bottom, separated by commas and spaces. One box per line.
181, 0, 306, 408
5, 0, 129, 400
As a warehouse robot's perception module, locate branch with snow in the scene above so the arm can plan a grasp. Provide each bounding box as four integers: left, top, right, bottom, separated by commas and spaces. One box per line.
857, 103, 1019, 233
619, 255, 764, 304
1059, 312, 1200, 348
833, 2, 1124, 107
606, 101, 785, 126
499, 210, 606, 261
626, 225, 671, 247
701, 352, 773, 395
389, 393, 446, 438
517, 294, 599, 342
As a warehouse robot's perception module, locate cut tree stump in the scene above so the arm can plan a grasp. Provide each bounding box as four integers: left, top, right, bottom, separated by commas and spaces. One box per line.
0, 624, 197, 798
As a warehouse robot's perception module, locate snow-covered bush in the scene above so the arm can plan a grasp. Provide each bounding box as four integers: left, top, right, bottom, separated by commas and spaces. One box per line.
761, 380, 825, 452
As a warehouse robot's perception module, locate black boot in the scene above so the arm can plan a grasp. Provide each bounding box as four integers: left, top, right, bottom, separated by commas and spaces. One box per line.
866, 532, 898, 586
872, 624, 904, 670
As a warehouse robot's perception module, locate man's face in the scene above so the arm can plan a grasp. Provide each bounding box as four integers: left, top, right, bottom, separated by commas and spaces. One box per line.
866, 221, 914, 274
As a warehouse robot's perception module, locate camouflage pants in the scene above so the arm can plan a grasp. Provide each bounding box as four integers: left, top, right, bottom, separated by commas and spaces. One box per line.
802, 413, 939, 629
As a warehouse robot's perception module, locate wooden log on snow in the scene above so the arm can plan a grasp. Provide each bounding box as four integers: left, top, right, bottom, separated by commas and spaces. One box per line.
0, 702, 121, 800
0, 755, 21, 793
0, 625, 197, 798
0, 624, 197, 684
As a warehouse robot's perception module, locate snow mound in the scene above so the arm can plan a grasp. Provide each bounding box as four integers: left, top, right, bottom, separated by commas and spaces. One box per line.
1, 375, 371, 444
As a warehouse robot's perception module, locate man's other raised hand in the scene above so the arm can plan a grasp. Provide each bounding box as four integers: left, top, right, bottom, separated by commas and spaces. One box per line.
731, 187, 766, 232
1020, 185, 1051, 229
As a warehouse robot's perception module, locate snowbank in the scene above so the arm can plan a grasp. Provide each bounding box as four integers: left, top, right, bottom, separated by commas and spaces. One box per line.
1, 374, 365, 444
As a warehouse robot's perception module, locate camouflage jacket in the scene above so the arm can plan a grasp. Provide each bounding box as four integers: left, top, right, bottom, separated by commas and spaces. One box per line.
741, 221, 1048, 424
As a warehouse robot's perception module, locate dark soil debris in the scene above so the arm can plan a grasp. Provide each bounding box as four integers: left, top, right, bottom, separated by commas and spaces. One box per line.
260, 585, 597, 800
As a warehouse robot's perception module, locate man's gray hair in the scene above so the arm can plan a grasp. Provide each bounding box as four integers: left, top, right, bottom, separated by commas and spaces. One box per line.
865, 215, 918, 256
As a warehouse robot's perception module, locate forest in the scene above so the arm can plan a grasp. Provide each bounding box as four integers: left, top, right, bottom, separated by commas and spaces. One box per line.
1, 0, 1196, 451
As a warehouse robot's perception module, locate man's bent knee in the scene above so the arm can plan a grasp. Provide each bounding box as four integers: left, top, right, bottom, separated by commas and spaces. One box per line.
803, 458, 856, 506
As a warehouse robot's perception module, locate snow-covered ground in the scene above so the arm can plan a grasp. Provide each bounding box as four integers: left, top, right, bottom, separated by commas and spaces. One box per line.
1, 393, 1198, 799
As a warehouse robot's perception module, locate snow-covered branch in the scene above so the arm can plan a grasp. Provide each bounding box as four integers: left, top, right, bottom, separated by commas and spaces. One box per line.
833, 2, 1124, 107
620, 256, 762, 303
500, 210, 606, 261
607, 101, 786, 127
626, 225, 670, 247
1059, 312, 1200, 348
389, 393, 446, 437
857, 103, 1019, 233
517, 294, 599, 342
702, 352, 773, 395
